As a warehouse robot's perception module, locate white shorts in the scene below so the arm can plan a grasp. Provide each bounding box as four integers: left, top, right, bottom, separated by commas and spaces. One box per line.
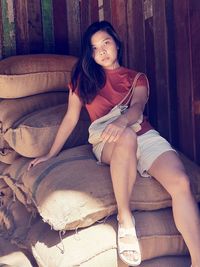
92, 129, 176, 177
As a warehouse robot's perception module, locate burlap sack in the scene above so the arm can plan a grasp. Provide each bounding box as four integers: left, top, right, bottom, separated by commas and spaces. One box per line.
1, 157, 35, 210
0, 161, 7, 173
25, 208, 188, 267
0, 91, 68, 133
18, 145, 200, 231
0, 199, 37, 249
0, 148, 20, 164
4, 104, 90, 157
140, 256, 190, 267
0, 179, 12, 208
0, 236, 36, 267
0, 162, 12, 206
1, 145, 200, 232
0, 54, 77, 98
0, 92, 69, 164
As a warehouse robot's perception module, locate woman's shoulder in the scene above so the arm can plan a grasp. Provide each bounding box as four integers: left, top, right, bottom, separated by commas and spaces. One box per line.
106, 66, 148, 87
119, 66, 145, 78
119, 67, 149, 89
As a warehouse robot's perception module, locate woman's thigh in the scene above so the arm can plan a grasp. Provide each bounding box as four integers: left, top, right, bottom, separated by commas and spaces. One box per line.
147, 150, 188, 193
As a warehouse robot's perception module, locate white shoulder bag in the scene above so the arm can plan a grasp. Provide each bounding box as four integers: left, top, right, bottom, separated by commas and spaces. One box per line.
88, 72, 144, 145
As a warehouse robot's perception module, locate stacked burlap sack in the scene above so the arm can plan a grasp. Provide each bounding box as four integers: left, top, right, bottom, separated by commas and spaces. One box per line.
0, 54, 199, 266
0, 54, 90, 164
1, 144, 200, 266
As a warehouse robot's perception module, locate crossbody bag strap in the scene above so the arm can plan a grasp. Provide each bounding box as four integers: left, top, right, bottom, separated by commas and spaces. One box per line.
117, 72, 144, 107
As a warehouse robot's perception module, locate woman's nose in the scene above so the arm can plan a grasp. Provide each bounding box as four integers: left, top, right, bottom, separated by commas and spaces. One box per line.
99, 48, 106, 55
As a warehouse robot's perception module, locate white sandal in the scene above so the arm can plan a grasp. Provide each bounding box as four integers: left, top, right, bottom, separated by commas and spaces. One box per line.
117, 216, 141, 266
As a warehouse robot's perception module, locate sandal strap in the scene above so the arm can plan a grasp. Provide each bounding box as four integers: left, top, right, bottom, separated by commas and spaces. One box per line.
118, 226, 137, 238
118, 237, 140, 254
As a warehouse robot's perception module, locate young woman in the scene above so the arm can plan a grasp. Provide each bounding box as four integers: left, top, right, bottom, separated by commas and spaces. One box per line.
28, 21, 200, 266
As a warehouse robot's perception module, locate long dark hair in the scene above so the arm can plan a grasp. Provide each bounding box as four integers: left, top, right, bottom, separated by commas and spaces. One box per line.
71, 20, 123, 104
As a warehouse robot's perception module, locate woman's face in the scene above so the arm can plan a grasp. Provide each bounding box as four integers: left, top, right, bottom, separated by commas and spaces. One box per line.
91, 30, 120, 70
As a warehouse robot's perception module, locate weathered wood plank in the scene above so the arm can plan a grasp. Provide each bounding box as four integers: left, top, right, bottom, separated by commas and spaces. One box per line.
144, 10, 157, 128
27, 0, 43, 53
66, 0, 81, 56
14, 0, 29, 54
189, 0, 200, 163
52, 0, 68, 54
127, 0, 146, 72
80, 0, 99, 36
165, 0, 179, 147
153, 0, 171, 140
110, 0, 128, 66
173, 0, 195, 159
1, 0, 16, 57
103, 0, 111, 22
41, 0, 55, 53
0, 0, 3, 59
98, 0, 104, 21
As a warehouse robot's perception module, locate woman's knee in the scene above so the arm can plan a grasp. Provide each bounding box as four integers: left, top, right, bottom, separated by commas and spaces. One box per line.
169, 173, 191, 197
117, 128, 137, 149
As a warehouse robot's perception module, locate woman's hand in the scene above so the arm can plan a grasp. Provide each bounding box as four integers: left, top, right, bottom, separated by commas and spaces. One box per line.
101, 117, 127, 143
27, 154, 52, 171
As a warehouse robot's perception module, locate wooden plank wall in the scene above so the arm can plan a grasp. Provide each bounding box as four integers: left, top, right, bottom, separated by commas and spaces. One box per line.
0, 0, 199, 164
173, 0, 200, 164
0, 0, 82, 57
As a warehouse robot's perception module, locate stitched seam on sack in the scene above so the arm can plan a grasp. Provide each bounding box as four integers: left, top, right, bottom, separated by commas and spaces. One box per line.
67, 246, 116, 266
1, 71, 71, 77
139, 234, 183, 240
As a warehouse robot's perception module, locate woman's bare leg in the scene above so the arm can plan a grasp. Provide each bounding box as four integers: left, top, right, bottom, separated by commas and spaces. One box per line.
148, 151, 200, 267
102, 128, 137, 226
101, 128, 138, 262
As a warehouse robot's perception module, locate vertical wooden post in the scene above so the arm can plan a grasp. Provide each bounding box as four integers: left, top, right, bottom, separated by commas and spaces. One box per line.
152, 0, 176, 143
14, 0, 29, 55
144, 0, 157, 128
27, 0, 43, 53
127, 0, 146, 72
79, 0, 99, 36
66, 0, 81, 56
174, 0, 200, 163
52, 0, 68, 54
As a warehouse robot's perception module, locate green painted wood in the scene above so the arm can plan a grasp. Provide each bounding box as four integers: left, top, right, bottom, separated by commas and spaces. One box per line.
1, 0, 16, 57
41, 0, 55, 53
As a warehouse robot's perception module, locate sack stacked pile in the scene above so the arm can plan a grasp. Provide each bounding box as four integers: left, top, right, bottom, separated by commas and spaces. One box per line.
1, 54, 199, 266
0, 54, 90, 163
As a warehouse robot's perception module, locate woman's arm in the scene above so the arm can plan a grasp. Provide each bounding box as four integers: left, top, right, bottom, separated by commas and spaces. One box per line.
120, 84, 149, 126
101, 82, 149, 143
28, 90, 83, 169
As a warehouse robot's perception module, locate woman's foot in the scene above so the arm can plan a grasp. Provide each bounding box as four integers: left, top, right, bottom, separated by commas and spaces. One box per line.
117, 214, 141, 266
